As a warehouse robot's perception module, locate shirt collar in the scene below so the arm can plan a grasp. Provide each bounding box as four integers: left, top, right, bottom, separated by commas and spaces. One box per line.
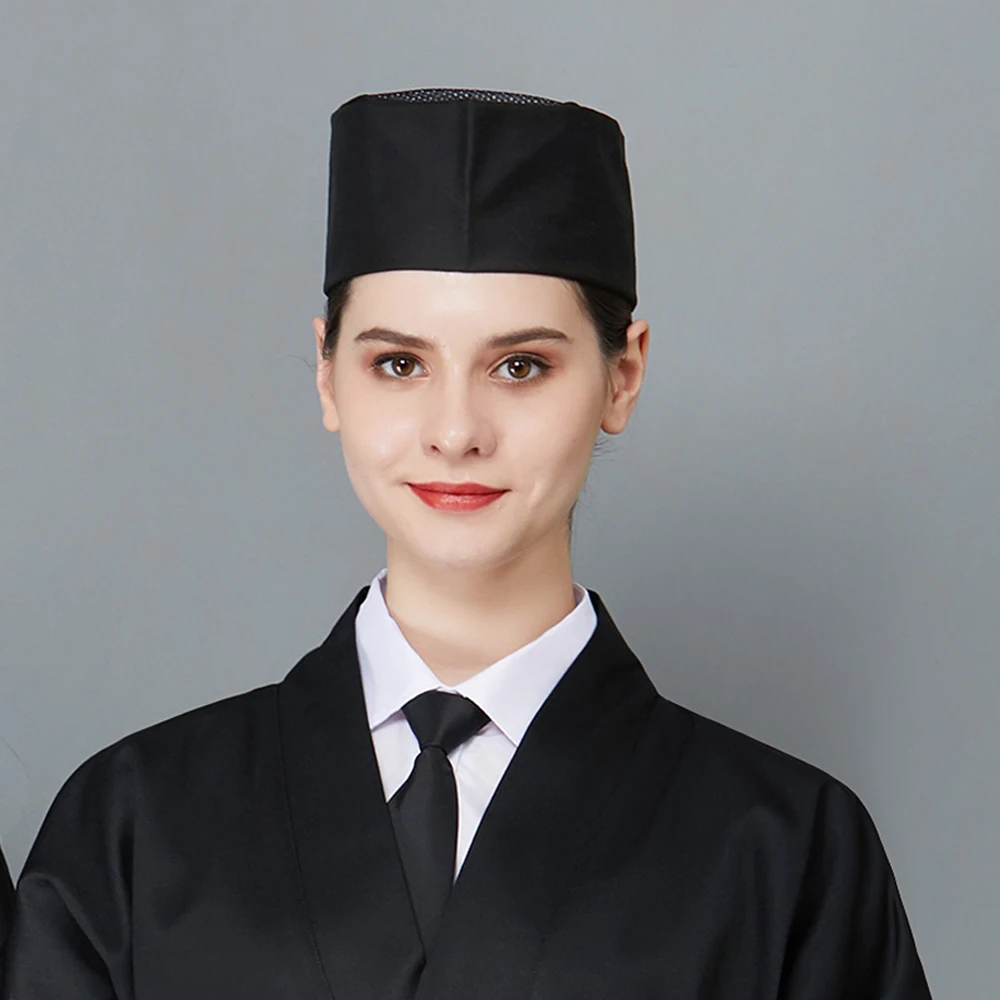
355, 569, 597, 747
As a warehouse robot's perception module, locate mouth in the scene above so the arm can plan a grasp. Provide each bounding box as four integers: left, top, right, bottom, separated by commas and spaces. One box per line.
406, 481, 508, 512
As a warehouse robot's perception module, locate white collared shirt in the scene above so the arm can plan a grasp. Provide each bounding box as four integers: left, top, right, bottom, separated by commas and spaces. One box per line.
355, 569, 597, 875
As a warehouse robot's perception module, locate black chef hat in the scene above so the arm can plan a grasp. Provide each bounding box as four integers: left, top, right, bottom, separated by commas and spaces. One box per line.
324, 88, 637, 308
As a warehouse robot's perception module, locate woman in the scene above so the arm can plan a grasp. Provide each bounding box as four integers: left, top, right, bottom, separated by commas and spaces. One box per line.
2, 89, 931, 999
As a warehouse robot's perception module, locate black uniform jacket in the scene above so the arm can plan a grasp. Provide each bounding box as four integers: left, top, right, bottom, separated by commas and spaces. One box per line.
0, 844, 13, 953
2, 590, 932, 999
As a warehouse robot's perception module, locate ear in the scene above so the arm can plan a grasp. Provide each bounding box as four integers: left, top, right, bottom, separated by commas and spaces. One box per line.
314, 317, 340, 433
601, 318, 649, 435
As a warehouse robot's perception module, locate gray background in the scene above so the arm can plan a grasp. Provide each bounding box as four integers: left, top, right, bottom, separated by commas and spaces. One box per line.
1, 1, 997, 995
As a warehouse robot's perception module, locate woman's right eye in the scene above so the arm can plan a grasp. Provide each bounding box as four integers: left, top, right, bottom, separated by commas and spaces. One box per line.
374, 355, 426, 378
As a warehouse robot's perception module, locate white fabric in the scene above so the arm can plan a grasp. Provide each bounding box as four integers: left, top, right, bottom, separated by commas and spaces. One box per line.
355, 568, 597, 875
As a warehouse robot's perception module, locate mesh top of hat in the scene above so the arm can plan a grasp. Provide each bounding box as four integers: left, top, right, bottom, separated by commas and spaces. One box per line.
370, 88, 560, 106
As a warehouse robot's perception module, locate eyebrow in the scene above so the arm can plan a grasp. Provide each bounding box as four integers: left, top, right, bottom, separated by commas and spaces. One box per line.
353, 326, 570, 350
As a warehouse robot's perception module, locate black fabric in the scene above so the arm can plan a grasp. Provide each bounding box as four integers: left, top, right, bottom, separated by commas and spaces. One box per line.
324, 88, 637, 307
1, 591, 932, 999
389, 692, 489, 950
0, 842, 13, 952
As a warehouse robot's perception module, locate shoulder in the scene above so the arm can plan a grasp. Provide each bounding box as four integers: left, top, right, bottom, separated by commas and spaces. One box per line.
80, 682, 279, 781
670, 698, 851, 787
31, 618, 357, 857
32, 683, 282, 855
651, 697, 878, 843
636, 707, 930, 996
677, 702, 841, 787
635, 699, 904, 937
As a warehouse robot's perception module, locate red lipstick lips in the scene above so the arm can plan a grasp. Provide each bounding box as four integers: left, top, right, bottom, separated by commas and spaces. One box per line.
407, 481, 508, 512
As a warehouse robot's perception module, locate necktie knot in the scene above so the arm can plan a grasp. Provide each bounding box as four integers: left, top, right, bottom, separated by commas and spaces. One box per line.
401, 690, 489, 755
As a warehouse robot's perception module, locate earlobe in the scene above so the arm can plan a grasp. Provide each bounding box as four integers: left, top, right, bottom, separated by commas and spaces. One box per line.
313, 317, 340, 434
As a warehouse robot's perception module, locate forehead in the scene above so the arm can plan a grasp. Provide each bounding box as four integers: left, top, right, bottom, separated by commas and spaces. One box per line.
342, 271, 591, 338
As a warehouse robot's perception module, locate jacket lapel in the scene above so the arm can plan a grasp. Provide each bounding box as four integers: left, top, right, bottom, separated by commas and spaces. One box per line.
278, 588, 425, 1000
414, 592, 665, 1000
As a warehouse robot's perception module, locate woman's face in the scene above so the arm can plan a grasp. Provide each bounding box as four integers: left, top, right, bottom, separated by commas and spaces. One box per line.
314, 270, 647, 577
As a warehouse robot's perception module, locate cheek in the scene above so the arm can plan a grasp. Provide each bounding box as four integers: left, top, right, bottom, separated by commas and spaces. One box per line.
545, 421, 600, 487
335, 386, 416, 481
507, 383, 604, 499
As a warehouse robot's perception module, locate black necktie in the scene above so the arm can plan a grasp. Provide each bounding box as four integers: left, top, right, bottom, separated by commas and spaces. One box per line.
389, 690, 489, 950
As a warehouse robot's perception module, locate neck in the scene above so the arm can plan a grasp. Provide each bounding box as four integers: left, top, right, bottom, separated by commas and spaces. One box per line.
382, 537, 577, 686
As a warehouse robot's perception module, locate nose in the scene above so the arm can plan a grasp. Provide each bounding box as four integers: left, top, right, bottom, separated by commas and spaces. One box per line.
419, 377, 497, 461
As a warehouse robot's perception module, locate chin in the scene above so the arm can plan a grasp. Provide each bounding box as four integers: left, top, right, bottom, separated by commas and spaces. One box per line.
408, 539, 519, 576
384, 520, 530, 576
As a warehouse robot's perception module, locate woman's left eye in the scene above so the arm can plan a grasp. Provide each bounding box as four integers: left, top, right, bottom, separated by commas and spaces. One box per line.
494, 356, 549, 382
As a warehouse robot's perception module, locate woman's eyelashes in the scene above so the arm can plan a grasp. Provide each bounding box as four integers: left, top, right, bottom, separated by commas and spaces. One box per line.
494, 355, 551, 382
371, 353, 552, 383
373, 354, 425, 378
